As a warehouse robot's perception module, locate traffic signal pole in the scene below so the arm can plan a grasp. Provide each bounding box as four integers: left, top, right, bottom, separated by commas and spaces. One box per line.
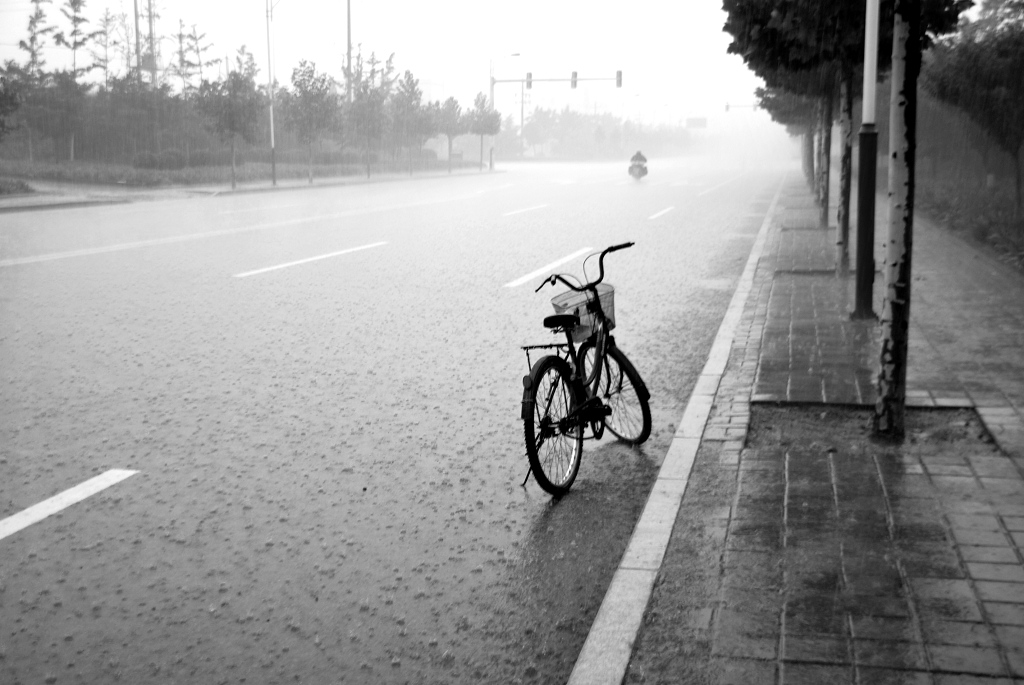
490, 72, 622, 157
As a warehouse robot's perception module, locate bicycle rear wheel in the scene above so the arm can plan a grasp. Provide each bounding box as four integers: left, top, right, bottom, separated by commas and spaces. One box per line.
523, 355, 583, 496
580, 343, 651, 445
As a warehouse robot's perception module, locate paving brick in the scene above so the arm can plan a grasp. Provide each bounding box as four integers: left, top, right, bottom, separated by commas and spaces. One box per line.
1007, 650, 1024, 678
961, 546, 1021, 564
927, 644, 1008, 676
949, 514, 1003, 531
1004, 517, 1024, 532
967, 563, 1024, 583
994, 625, 1024, 653
953, 529, 1012, 546
976, 581, 1024, 604
934, 675, 1017, 685
985, 602, 1024, 625
927, 464, 974, 477
853, 639, 928, 670
780, 662, 854, 685
782, 635, 851, 664
921, 619, 996, 647
857, 667, 932, 684
714, 657, 777, 685
850, 616, 917, 641
981, 478, 1024, 497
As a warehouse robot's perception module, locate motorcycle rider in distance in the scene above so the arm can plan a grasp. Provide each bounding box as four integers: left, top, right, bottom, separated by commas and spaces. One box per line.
629, 150, 648, 179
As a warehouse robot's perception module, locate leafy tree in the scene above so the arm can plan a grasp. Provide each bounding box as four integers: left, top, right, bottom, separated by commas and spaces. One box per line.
283, 60, 338, 183
187, 24, 220, 85
390, 70, 425, 173
54, 0, 100, 78
467, 92, 500, 170
523, 107, 558, 154
19, 0, 56, 80
195, 47, 263, 189
923, 0, 1024, 213
172, 19, 199, 93
89, 7, 118, 89
347, 48, 396, 177
436, 96, 466, 173
0, 64, 22, 144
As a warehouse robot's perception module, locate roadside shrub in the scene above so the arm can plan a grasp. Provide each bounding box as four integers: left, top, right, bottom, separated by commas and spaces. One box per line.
157, 149, 186, 170
132, 151, 158, 169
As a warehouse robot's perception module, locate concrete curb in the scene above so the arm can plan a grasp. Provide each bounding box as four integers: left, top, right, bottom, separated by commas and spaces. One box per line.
0, 167, 505, 213
566, 176, 787, 685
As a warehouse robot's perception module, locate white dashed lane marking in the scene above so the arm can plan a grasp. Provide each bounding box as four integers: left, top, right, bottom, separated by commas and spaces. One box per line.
0, 470, 139, 542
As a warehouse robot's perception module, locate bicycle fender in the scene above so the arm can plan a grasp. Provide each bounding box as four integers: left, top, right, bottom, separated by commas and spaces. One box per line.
521, 374, 534, 421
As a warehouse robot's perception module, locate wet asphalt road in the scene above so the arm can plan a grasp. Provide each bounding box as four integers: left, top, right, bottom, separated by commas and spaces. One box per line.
0, 157, 785, 684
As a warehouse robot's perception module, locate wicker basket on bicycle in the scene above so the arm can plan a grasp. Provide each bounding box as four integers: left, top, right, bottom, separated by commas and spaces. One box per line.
550, 283, 615, 343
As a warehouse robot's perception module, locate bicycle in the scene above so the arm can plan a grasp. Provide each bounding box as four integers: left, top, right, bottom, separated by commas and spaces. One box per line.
520, 242, 652, 496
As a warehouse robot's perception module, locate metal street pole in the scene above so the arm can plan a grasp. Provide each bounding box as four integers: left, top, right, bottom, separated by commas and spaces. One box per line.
346, 0, 352, 103
853, 0, 880, 319
520, 79, 525, 158
265, 0, 277, 186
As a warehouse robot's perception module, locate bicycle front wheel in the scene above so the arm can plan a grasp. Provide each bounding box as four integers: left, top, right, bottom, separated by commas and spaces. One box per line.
523, 355, 584, 496
582, 343, 651, 445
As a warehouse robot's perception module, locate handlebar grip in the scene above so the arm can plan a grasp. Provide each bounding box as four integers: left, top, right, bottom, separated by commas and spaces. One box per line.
607, 242, 634, 253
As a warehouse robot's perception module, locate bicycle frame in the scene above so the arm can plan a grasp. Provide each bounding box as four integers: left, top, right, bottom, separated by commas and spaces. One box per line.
521, 297, 614, 439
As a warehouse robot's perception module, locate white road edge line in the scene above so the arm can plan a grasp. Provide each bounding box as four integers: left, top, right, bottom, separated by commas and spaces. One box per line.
504, 246, 593, 288
219, 204, 302, 215
566, 175, 786, 685
502, 204, 549, 217
233, 241, 387, 278
0, 469, 139, 542
648, 206, 675, 220
697, 172, 748, 197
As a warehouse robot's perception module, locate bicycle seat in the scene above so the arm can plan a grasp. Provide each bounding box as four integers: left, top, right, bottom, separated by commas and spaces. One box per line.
544, 314, 579, 330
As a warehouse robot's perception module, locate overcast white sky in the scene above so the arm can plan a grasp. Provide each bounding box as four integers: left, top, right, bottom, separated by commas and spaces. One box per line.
0, 0, 767, 127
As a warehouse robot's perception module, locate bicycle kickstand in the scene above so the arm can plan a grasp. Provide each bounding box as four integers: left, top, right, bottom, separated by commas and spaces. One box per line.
521, 464, 533, 487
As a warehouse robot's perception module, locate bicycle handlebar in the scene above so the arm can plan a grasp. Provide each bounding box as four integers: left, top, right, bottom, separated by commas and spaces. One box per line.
534, 242, 634, 293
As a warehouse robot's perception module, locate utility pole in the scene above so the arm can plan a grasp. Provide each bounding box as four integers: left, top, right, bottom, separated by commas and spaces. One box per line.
266, 0, 277, 186
346, 0, 352, 103
853, 0, 880, 319
133, 0, 142, 86
147, 0, 157, 86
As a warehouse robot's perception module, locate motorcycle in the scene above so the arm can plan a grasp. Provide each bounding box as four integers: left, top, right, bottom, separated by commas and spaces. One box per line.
628, 161, 648, 180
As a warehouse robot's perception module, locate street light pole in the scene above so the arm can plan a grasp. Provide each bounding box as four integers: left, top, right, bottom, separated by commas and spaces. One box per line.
853, 0, 880, 318
265, 0, 277, 186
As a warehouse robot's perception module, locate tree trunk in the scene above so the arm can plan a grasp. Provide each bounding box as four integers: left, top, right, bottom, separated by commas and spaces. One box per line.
69, 131, 75, 163
28, 126, 34, 163
1015, 149, 1022, 220
308, 142, 314, 184
447, 136, 452, 174
820, 94, 833, 228
874, 0, 921, 438
815, 101, 824, 199
479, 135, 484, 171
803, 126, 814, 188
838, 70, 853, 274
230, 135, 237, 190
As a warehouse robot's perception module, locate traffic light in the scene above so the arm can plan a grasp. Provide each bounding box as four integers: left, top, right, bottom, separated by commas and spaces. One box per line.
616, 70, 622, 88
571, 71, 577, 88
526, 72, 532, 89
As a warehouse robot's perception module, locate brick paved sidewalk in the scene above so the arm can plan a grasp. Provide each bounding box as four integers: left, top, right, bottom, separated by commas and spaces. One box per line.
626, 174, 1024, 684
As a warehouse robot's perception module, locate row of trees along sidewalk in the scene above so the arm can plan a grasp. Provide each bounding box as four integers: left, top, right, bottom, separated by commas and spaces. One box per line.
0, 0, 502, 188
724, 0, 1024, 437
